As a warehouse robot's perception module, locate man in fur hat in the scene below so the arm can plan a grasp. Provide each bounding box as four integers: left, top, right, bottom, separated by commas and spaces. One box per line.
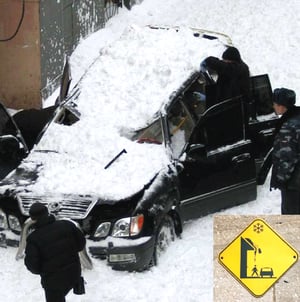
271, 88, 300, 214
200, 46, 250, 104
24, 202, 86, 302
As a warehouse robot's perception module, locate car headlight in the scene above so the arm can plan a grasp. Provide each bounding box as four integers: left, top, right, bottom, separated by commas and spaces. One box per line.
8, 215, 21, 233
94, 222, 111, 239
0, 209, 8, 230
112, 214, 144, 238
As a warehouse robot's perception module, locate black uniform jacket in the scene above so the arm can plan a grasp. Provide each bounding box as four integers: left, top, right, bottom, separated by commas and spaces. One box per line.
25, 215, 86, 290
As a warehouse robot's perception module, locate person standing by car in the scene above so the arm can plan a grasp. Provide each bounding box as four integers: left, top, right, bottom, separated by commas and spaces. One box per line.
271, 88, 300, 214
200, 46, 250, 104
24, 202, 86, 302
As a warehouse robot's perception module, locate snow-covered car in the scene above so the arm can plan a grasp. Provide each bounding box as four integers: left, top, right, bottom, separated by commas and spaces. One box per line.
0, 25, 279, 271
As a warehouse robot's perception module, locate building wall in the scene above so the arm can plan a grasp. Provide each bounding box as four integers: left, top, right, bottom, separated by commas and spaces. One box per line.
0, 0, 141, 110
40, 0, 106, 101
0, 0, 41, 109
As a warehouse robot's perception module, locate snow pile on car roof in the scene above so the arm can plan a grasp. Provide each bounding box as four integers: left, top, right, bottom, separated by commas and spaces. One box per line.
76, 25, 225, 130
5, 25, 226, 200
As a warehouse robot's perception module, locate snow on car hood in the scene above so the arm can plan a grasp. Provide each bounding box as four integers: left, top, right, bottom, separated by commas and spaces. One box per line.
4, 25, 226, 200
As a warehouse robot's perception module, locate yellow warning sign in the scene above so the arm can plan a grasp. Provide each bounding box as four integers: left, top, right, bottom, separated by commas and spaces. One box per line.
219, 218, 298, 297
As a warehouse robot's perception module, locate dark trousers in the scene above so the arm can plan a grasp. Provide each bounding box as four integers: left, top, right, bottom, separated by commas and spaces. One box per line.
44, 286, 72, 302
281, 189, 300, 214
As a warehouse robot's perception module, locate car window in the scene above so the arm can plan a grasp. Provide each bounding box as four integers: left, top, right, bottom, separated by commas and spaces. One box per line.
167, 101, 195, 158
250, 74, 273, 116
133, 118, 163, 144
181, 74, 207, 119
190, 97, 245, 151
0, 104, 9, 135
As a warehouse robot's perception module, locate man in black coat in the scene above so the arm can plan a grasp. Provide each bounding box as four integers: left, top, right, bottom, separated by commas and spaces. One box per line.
200, 46, 250, 105
24, 202, 86, 302
271, 88, 300, 214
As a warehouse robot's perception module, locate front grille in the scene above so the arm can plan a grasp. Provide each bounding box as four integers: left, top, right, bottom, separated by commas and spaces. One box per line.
17, 193, 98, 219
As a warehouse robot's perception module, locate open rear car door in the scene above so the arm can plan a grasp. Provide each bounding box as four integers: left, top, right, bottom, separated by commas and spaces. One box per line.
0, 102, 28, 179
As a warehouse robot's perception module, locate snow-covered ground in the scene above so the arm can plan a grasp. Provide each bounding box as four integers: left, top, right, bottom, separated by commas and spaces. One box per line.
1, 0, 299, 301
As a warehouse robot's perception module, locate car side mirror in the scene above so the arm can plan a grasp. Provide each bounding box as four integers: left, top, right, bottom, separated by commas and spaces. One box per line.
0, 135, 21, 161
186, 143, 206, 160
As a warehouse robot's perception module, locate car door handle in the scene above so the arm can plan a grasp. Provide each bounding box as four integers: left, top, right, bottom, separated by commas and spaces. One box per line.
259, 128, 275, 137
232, 153, 251, 164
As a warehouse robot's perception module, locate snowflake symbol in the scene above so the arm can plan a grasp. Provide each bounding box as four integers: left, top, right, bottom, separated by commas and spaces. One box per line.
253, 223, 264, 234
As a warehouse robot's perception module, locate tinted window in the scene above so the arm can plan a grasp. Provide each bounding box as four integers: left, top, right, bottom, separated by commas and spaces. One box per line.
190, 97, 245, 150
250, 74, 273, 116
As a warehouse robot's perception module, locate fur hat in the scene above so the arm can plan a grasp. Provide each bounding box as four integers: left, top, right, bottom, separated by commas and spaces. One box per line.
29, 202, 48, 220
273, 88, 296, 108
222, 47, 241, 62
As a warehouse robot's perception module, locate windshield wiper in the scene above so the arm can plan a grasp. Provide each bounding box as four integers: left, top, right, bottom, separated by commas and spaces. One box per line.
104, 149, 127, 169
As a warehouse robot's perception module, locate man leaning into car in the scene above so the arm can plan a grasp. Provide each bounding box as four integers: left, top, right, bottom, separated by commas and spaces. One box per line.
200, 46, 250, 104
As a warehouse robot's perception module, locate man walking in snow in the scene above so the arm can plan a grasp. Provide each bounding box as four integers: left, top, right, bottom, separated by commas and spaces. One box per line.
24, 202, 86, 302
271, 88, 300, 214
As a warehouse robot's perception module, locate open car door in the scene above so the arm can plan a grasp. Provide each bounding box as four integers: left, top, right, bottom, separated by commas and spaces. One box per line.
0, 102, 28, 179
178, 97, 257, 220
56, 56, 72, 106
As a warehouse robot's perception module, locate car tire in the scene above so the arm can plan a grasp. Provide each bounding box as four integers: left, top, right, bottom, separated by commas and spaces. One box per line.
150, 214, 176, 267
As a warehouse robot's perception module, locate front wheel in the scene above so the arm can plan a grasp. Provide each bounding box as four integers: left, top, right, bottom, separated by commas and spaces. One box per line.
151, 215, 175, 267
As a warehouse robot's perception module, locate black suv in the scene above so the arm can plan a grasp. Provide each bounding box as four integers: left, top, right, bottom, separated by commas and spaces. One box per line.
0, 26, 279, 271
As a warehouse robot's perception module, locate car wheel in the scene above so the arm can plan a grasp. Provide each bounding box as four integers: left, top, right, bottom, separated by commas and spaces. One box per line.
151, 214, 175, 267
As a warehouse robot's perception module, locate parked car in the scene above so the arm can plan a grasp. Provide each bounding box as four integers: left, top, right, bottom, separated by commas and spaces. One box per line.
0, 26, 279, 271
